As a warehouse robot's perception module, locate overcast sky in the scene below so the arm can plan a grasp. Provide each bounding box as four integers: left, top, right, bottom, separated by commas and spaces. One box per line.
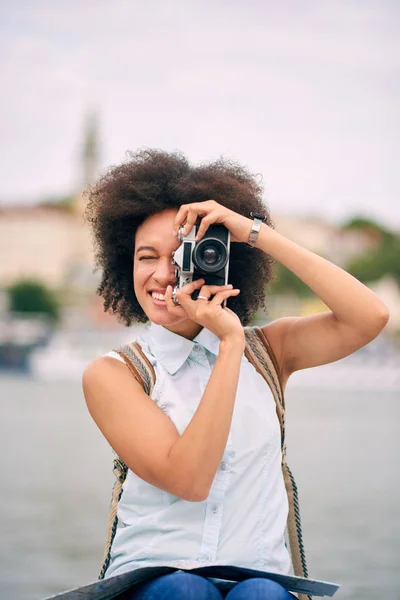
1, 0, 399, 227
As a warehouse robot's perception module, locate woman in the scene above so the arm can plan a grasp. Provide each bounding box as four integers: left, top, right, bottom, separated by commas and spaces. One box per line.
83, 149, 388, 600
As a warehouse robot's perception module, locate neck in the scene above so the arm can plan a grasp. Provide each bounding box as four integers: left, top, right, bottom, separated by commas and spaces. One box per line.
163, 319, 203, 340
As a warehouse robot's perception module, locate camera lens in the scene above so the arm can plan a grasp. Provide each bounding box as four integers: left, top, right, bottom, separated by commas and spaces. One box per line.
192, 238, 228, 273
202, 245, 220, 265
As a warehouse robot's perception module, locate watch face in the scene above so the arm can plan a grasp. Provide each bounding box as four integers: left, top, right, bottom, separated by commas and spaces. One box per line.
250, 212, 266, 221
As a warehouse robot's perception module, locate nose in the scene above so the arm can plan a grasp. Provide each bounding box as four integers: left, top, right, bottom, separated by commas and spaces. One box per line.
154, 257, 177, 287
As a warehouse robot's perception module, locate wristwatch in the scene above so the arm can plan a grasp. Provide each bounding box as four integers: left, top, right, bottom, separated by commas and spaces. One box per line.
247, 212, 266, 247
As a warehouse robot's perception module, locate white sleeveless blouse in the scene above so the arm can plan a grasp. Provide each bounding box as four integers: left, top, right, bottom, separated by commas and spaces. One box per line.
104, 323, 291, 579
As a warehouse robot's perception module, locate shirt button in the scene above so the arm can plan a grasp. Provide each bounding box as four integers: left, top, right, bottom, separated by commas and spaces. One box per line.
211, 504, 220, 514
219, 461, 227, 471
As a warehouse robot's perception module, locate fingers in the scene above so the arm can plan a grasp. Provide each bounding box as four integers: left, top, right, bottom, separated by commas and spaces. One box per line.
168, 279, 205, 310
177, 280, 232, 299
179, 278, 206, 296
210, 288, 240, 306
196, 283, 233, 298
173, 205, 189, 234
195, 214, 214, 241
181, 208, 198, 237
165, 285, 186, 314
173, 201, 215, 236
167, 280, 235, 312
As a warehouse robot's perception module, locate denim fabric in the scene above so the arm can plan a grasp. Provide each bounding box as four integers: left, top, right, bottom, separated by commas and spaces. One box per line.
119, 571, 296, 599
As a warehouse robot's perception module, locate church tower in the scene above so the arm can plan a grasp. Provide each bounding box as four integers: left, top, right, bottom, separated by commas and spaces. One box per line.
73, 109, 101, 218
82, 109, 100, 188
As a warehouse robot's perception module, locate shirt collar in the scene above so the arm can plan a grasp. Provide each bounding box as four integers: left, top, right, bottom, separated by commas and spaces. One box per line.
194, 326, 221, 357
145, 323, 220, 375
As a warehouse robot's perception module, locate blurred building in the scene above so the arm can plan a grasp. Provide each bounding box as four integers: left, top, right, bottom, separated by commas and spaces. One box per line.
0, 196, 94, 290
0, 110, 101, 295
0, 206, 383, 293
273, 214, 376, 266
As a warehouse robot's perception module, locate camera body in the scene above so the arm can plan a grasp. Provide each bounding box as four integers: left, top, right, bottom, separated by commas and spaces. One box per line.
172, 224, 230, 300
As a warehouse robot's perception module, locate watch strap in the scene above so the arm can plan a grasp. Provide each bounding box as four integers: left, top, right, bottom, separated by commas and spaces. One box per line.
247, 212, 266, 247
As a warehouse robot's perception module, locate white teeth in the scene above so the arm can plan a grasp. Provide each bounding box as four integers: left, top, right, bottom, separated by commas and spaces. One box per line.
151, 292, 166, 301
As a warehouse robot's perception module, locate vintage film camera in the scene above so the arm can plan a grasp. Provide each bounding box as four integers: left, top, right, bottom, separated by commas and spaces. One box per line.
172, 224, 230, 302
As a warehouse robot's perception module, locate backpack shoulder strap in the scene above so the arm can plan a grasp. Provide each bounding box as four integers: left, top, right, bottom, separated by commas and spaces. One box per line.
115, 341, 156, 396
244, 326, 310, 597
99, 340, 156, 580
244, 326, 285, 448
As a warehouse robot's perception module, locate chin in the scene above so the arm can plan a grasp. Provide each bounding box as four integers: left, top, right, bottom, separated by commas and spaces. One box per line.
143, 304, 186, 328
149, 313, 185, 327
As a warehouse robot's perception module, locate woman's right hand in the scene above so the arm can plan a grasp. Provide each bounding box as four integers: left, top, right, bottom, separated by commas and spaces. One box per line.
165, 279, 244, 344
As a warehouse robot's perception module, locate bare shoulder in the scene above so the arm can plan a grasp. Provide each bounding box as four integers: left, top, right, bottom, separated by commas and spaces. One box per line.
83, 354, 135, 383
82, 355, 142, 400
82, 355, 148, 428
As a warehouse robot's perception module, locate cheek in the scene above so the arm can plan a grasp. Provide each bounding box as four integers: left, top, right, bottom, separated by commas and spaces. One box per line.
133, 263, 151, 294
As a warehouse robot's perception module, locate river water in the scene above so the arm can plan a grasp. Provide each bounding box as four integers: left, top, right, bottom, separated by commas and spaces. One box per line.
0, 375, 399, 600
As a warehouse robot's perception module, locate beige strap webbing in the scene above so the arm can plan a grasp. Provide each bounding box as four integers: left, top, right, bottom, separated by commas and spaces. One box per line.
244, 327, 286, 449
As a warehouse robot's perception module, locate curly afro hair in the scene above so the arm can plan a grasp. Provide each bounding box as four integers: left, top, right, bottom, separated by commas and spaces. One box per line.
84, 149, 275, 326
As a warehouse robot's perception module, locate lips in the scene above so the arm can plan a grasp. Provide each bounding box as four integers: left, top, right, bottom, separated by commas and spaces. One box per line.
148, 290, 168, 306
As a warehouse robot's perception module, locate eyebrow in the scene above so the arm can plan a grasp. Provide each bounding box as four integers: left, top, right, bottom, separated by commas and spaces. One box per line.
135, 245, 158, 254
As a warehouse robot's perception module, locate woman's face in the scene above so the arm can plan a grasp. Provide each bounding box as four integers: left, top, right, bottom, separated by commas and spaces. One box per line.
133, 209, 201, 337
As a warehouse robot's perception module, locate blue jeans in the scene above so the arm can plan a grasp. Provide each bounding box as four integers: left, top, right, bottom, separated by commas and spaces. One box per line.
122, 570, 295, 599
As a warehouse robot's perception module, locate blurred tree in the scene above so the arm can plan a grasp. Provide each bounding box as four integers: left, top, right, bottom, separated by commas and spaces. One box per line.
342, 215, 400, 285
7, 280, 60, 322
346, 238, 400, 285
268, 263, 313, 297
341, 216, 394, 244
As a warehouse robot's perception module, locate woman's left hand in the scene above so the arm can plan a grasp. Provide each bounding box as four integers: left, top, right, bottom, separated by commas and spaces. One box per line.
172, 200, 253, 243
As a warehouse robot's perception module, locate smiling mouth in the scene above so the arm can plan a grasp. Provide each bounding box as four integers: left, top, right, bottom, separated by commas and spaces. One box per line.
149, 291, 166, 302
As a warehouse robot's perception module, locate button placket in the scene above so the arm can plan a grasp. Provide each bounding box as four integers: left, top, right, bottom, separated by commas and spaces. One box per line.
199, 440, 234, 562
200, 481, 225, 561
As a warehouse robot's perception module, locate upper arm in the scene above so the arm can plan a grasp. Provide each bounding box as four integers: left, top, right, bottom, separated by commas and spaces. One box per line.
82, 357, 194, 501
262, 311, 385, 386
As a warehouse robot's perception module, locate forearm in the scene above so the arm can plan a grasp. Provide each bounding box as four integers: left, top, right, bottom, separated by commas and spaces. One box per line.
167, 336, 244, 500
256, 224, 388, 331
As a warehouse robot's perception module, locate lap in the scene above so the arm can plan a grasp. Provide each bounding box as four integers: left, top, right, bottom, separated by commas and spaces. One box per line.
223, 577, 296, 599
117, 571, 296, 600
119, 571, 223, 600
